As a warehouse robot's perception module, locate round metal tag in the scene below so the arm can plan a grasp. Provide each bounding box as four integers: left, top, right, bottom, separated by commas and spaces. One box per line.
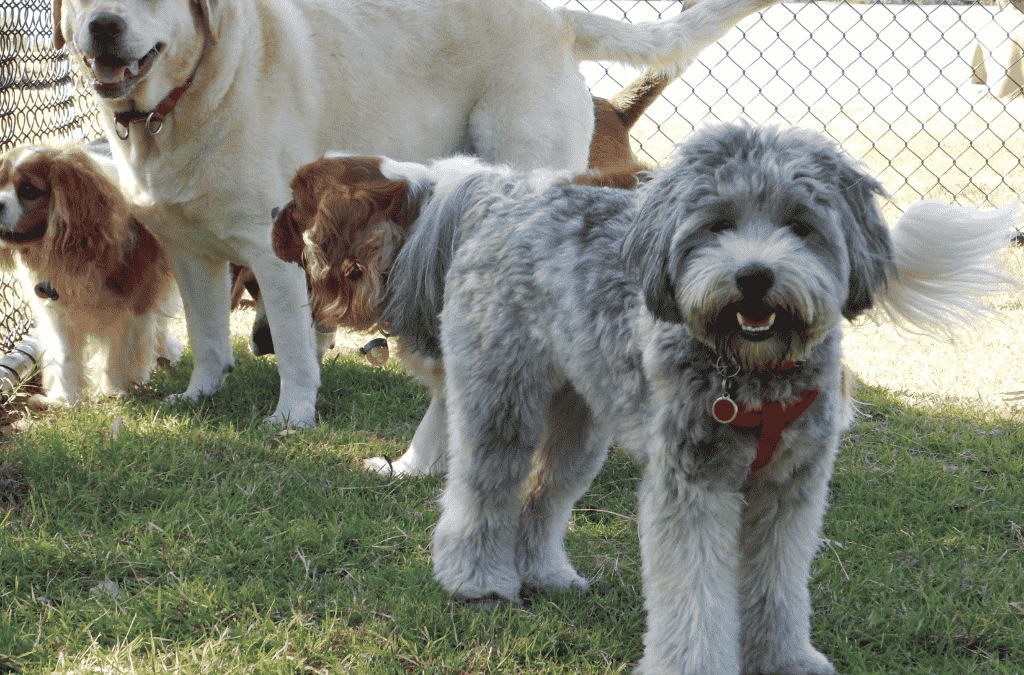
712, 396, 739, 424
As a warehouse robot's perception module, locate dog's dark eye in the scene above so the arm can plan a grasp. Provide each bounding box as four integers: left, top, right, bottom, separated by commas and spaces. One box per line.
789, 220, 813, 238
708, 219, 734, 233
17, 182, 47, 202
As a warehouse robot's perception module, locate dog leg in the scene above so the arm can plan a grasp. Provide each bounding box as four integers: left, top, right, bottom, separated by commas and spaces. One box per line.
164, 253, 234, 404
248, 294, 274, 357
155, 317, 184, 364
365, 392, 449, 477
739, 448, 838, 675
104, 316, 152, 394
431, 385, 545, 603
516, 384, 608, 593
41, 314, 85, 405
247, 254, 319, 427
636, 439, 744, 675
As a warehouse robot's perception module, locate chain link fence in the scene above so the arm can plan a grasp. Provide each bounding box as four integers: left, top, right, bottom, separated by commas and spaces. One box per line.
1, 0, 1022, 351
1, 0, 103, 357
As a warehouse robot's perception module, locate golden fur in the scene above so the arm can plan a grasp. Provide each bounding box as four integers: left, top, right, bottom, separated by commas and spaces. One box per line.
0, 145, 181, 403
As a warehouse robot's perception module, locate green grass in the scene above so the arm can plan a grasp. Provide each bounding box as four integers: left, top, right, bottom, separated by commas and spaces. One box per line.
0, 338, 1022, 673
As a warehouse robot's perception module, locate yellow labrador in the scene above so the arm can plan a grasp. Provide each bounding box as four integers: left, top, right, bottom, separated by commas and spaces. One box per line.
52, 0, 777, 426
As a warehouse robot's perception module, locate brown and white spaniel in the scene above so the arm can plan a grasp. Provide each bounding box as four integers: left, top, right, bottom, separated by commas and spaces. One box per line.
0, 144, 182, 405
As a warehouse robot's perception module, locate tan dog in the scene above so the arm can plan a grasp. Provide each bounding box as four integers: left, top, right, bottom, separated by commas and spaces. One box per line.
589, 69, 676, 182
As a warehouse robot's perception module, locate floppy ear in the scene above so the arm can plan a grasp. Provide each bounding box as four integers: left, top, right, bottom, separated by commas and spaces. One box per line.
831, 157, 894, 320
195, 0, 219, 40
271, 202, 306, 264
304, 178, 414, 331
622, 202, 684, 324
52, 0, 65, 49
309, 178, 414, 271
48, 153, 129, 264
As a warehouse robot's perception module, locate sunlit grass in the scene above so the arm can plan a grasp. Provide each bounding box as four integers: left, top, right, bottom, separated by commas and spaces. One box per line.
0, 332, 1021, 673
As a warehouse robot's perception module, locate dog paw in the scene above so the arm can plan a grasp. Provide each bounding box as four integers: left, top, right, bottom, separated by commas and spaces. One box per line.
520, 563, 590, 593
746, 647, 836, 675
27, 393, 69, 411
363, 454, 438, 477
364, 455, 426, 477
454, 593, 520, 611
162, 390, 198, 405
264, 405, 316, 429
433, 557, 522, 605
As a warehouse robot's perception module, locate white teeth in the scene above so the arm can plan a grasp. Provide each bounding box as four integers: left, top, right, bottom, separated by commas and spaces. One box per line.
127, 60, 140, 76
737, 312, 776, 332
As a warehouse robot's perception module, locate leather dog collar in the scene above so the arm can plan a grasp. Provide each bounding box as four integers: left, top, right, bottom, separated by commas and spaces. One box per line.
714, 388, 821, 472
710, 357, 821, 472
113, 1, 214, 140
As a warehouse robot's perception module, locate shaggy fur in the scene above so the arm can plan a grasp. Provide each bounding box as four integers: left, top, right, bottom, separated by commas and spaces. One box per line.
0, 145, 182, 404
355, 122, 1013, 674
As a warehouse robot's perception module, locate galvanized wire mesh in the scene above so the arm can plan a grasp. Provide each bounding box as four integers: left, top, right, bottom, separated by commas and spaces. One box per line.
0, 0, 1022, 352
564, 0, 1022, 222
0, 0, 105, 352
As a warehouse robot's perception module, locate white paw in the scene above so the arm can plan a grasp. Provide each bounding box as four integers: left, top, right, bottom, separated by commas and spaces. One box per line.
363, 454, 434, 477
435, 566, 522, 605
158, 336, 185, 364
28, 393, 70, 411
162, 390, 199, 405
520, 564, 590, 593
747, 647, 836, 675
433, 527, 521, 603
264, 402, 316, 428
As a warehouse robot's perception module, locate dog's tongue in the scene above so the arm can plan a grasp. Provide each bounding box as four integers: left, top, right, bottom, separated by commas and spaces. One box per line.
92, 58, 138, 84
739, 312, 774, 329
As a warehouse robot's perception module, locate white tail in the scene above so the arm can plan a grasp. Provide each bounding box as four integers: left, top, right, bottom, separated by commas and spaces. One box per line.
560, 0, 775, 74
871, 200, 1019, 336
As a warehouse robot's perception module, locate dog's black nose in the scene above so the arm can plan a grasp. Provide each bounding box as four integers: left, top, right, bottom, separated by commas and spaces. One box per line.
736, 265, 775, 300
88, 13, 127, 44
271, 206, 281, 220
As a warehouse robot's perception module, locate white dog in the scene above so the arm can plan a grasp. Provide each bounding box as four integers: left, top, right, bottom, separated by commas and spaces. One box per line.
312, 123, 1012, 673
51, 0, 777, 426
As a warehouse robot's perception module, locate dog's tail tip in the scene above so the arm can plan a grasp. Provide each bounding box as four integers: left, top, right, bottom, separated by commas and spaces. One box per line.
871, 199, 1019, 336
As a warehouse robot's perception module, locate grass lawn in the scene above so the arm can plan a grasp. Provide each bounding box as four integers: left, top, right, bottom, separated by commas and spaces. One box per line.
0, 327, 1021, 673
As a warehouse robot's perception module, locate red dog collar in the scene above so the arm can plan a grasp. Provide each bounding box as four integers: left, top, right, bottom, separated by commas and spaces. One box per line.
113, 1, 214, 139
712, 388, 821, 472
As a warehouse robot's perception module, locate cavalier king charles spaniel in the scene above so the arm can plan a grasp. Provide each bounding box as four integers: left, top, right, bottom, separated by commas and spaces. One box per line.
0, 144, 182, 405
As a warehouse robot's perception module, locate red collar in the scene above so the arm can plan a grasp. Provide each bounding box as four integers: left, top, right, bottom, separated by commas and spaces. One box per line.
713, 389, 821, 472
709, 358, 820, 472
113, 1, 213, 139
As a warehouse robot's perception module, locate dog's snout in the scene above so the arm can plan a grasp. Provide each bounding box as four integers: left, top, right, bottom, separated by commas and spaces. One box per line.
88, 12, 128, 44
736, 265, 775, 299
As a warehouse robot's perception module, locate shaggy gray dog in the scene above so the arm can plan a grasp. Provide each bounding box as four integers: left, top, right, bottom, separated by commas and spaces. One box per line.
296, 122, 1014, 674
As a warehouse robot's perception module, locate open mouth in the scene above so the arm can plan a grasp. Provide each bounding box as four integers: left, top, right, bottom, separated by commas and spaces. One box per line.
712, 301, 785, 344
735, 310, 777, 343
737, 311, 776, 335
86, 44, 163, 99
